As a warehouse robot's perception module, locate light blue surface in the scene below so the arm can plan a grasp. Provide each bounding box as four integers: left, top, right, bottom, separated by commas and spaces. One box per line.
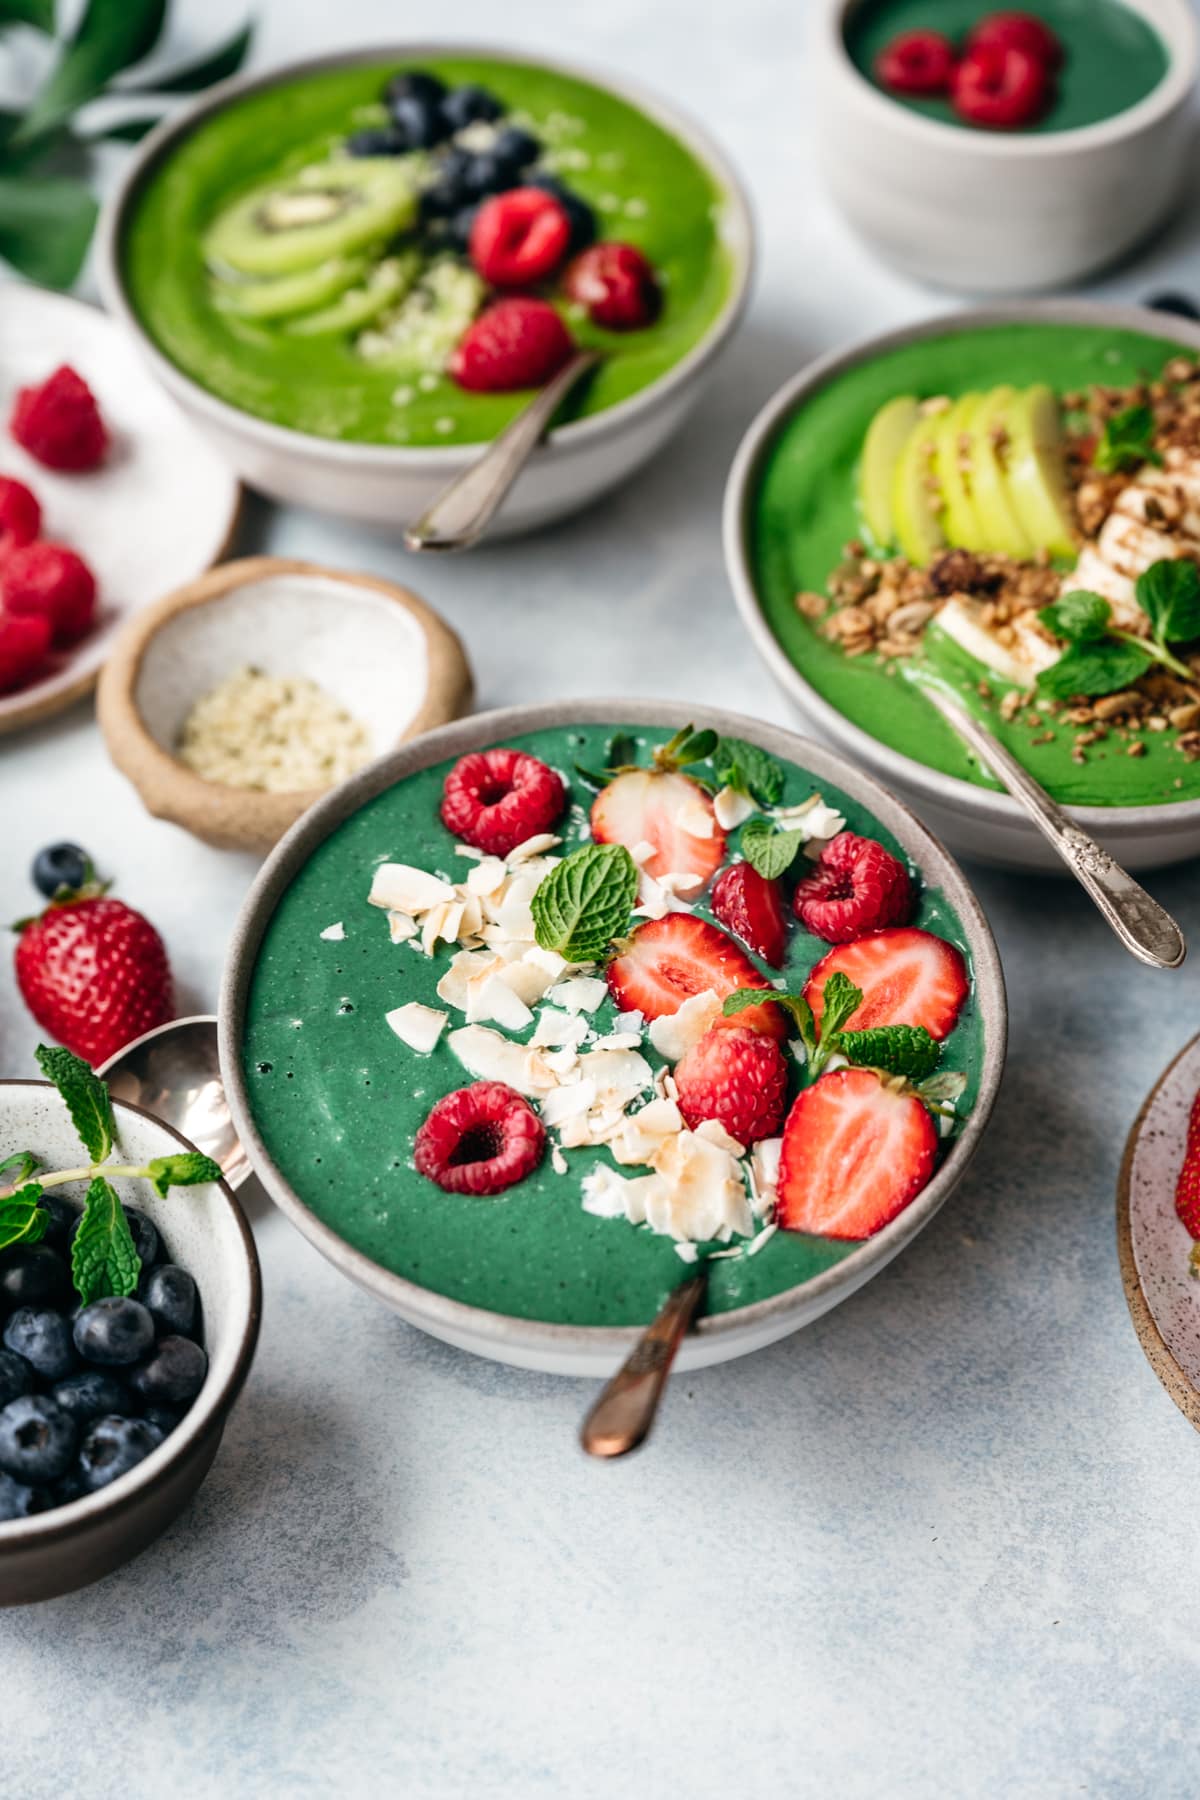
4, 0, 1200, 1794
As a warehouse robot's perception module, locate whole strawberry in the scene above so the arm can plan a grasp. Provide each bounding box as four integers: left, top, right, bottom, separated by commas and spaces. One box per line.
14, 865, 173, 1067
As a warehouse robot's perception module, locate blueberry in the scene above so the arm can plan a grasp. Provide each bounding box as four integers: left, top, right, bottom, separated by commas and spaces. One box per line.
0, 1395, 76, 1484
138, 1264, 198, 1340
462, 152, 510, 200
419, 148, 472, 219
3, 1307, 76, 1381
384, 70, 447, 111
31, 841, 89, 899
527, 174, 595, 251
0, 1470, 48, 1521
123, 1208, 160, 1268
441, 84, 503, 131
440, 205, 480, 254
0, 1348, 32, 1408
78, 1414, 163, 1492
34, 1193, 76, 1251
1145, 291, 1200, 319
0, 1242, 69, 1309
346, 125, 408, 157
140, 1404, 184, 1437
492, 125, 540, 174
73, 1297, 155, 1367
51, 1465, 88, 1507
390, 93, 450, 151
51, 1370, 131, 1426
129, 1335, 208, 1407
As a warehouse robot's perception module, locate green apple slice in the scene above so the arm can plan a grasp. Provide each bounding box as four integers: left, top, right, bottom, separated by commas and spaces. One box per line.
1004, 384, 1078, 559
858, 395, 920, 549
891, 412, 946, 566
934, 394, 986, 551
969, 386, 1034, 559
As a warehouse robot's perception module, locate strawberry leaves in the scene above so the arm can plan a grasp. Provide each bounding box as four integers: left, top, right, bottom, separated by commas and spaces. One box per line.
71, 1175, 140, 1305
531, 843, 638, 963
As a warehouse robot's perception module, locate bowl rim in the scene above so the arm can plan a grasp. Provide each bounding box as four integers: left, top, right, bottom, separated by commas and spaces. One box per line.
0, 1082, 262, 1549
822, 0, 1199, 157
218, 696, 1007, 1359
722, 296, 1200, 834
94, 41, 756, 466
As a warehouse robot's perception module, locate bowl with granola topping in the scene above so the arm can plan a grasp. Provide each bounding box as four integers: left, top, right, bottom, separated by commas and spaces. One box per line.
724, 300, 1200, 871
219, 700, 1004, 1376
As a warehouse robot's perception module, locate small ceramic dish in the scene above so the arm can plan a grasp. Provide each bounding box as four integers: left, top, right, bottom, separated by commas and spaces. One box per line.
1118, 1031, 1200, 1433
723, 298, 1200, 874
0, 285, 239, 735
219, 698, 1006, 1378
0, 1082, 260, 1606
813, 0, 1198, 293
96, 555, 473, 852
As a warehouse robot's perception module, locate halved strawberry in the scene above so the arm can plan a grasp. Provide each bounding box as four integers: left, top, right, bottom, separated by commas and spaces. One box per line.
804, 927, 968, 1042
606, 914, 784, 1038
712, 862, 788, 967
776, 1068, 938, 1240
1176, 1090, 1200, 1238
591, 770, 725, 896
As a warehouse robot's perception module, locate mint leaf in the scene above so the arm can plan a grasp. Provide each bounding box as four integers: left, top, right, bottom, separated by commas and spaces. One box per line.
1037, 639, 1152, 700
1093, 405, 1161, 475
0, 1150, 40, 1190
723, 986, 815, 1054
712, 737, 785, 806
531, 843, 638, 963
1136, 558, 1200, 646
1039, 590, 1111, 644
35, 1043, 115, 1165
146, 1152, 223, 1197
816, 971, 863, 1042
741, 818, 805, 881
839, 1025, 940, 1081
71, 1176, 140, 1305
0, 1184, 47, 1253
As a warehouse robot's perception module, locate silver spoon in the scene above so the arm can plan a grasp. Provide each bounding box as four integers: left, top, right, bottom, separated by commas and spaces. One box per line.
404, 350, 600, 553
580, 1270, 707, 1459
96, 1014, 251, 1189
920, 684, 1187, 971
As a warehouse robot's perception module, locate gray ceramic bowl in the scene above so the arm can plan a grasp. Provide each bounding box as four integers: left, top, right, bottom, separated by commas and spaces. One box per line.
723, 299, 1200, 874
219, 699, 1006, 1377
0, 1083, 260, 1606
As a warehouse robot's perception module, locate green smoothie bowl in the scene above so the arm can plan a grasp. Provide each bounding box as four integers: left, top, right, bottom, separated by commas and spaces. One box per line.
96, 47, 752, 537
724, 300, 1200, 873
218, 700, 1005, 1377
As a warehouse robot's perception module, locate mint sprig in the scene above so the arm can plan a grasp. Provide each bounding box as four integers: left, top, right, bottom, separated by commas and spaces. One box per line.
839, 1025, 940, 1082
740, 818, 806, 881
0, 1184, 49, 1254
146, 1152, 223, 1197
1037, 559, 1200, 699
1093, 404, 1162, 476
35, 1042, 114, 1164
71, 1175, 140, 1306
723, 977, 946, 1094
712, 737, 784, 806
531, 843, 638, 964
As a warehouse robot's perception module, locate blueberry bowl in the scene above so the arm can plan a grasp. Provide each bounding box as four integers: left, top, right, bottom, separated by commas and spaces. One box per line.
0, 1082, 260, 1605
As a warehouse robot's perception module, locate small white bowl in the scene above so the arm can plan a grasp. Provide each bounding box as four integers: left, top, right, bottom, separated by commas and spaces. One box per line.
814, 0, 1199, 294
95, 45, 754, 538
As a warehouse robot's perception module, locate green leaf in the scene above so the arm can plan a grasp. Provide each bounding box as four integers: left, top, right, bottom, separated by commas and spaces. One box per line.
0, 173, 97, 287
655, 724, 717, 770
119, 18, 253, 94
606, 731, 636, 769
740, 818, 806, 881
0, 1150, 41, 1189
146, 1152, 223, 1197
817, 972, 864, 1042
0, 1184, 47, 1253
531, 843, 638, 964
1093, 404, 1161, 475
86, 113, 163, 143
1036, 638, 1153, 700
71, 1175, 140, 1305
712, 737, 785, 806
1136, 558, 1200, 646
839, 1025, 940, 1081
0, 0, 55, 29
17, 0, 168, 143
917, 1070, 968, 1107
1038, 590, 1111, 644
723, 984, 815, 1052
35, 1043, 115, 1165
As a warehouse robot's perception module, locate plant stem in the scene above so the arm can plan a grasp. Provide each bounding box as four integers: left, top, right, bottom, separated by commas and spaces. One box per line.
37, 1164, 149, 1190
1113, 630, 1194, 682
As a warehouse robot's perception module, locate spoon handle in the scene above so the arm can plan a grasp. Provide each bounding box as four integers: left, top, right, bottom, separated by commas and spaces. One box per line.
925, 687, 1186, 970
580, 1272, 708, 1459
404, 351, 601, 553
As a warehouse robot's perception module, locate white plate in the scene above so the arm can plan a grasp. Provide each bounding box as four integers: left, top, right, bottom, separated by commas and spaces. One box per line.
0, 283, 240, 733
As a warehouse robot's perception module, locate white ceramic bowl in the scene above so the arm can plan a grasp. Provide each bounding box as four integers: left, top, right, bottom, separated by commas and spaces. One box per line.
814, 0, 1198, 294
723, 298, 1200, 874
0, 1083, 260, 1605
219, 699, 1006, 1378
94, 46, 754, 539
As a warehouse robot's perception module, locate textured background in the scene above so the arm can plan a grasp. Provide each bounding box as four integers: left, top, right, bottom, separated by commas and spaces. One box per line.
5, 1, 1200, 1794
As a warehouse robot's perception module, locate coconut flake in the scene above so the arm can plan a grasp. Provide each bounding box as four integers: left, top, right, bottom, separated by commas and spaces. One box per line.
713, 786, 756, 831
647, 989, 723, 1064
385, 1002, 448, 1054
319, 921, 346, 941
547, 976, 608, 1014
369, 863, 455, 914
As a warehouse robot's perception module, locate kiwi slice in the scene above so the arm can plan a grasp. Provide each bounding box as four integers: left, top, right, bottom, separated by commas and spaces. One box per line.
355, 257, 485, 374
285, 251, 421, 337
212, 255, 369, 321
204, 159, 421, 278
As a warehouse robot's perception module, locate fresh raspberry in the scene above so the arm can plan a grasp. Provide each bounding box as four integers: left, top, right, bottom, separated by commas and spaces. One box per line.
875, 29, 958, 96
440, 747, 566, 857
1176, 1091, 1200, 1237
967, 11, 1064, 70
0, 609, 51, 694
2, 541, 97, 646
563, 242, 662, 331
14, 896, 173, 1067
414, 1081, 545, 1194
10, 365, 109, 472
470, 188, 572, 287
0, 476, 40, 560
673, 1025, 788, 1147
450, 298, 575, 393
793, 833, 912, 944
711, 862, 789, 967
952, 42, 1051, 128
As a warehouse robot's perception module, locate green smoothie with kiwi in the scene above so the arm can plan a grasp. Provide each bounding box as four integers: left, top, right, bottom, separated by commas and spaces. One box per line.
121, 57, 735, 448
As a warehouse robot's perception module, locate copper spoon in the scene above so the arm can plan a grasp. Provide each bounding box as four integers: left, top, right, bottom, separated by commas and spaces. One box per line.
580, 1270, 708, 1459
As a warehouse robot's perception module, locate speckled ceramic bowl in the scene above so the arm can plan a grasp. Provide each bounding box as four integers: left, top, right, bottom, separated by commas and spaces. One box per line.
219, 698, 1007, 1377
0, 1083, 260, 1606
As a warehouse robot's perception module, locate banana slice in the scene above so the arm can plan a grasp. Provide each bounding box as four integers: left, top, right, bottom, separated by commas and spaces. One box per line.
930, 597, 1045, 688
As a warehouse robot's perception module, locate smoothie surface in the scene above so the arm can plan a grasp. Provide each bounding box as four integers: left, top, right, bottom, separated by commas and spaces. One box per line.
240, 725, 984, 1329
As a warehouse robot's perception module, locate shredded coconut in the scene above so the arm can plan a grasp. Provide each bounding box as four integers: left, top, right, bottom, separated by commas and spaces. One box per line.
178, 665, 370, 793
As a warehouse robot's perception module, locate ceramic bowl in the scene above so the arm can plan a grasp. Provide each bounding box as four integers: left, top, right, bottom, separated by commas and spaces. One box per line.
94, 45, 754, 539
0, 1083, 260, 1606
723, 298, 1200, 874
813, 0, 1198, 294
219, 698, 1006, 1378
96, 555, 473, 852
